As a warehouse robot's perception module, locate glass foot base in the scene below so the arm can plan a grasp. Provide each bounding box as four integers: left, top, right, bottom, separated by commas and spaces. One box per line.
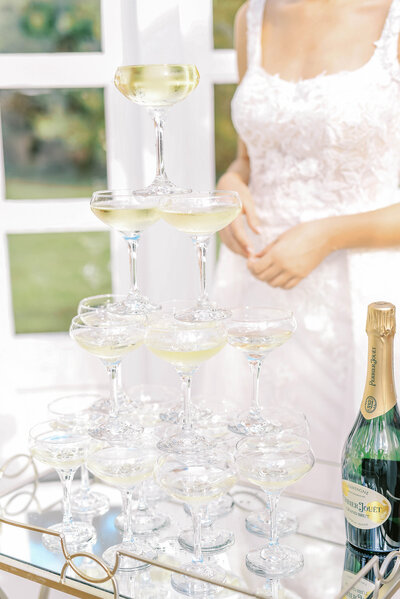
178, 528, 234, 555
246, 545, 304, 579
102, 541, 156, 572
115, 509, 170, 535
108, 296, 161, 317
42, 521, 95, 553
157, 432, 215, 454
160, 403, 212, 425
171, 562, 226, 596
175, 306, 231, 323
228, 410, 275, 436
246, 510, 298, 538
71, 488, 110, 518
133, 180, 191, 196
92, 395, 141, 415
88, 418, 143, 446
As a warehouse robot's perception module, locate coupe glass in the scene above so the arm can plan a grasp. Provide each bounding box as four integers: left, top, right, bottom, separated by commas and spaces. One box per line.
69, 313, 144, 445
47, 394, 110, 519
91, 190, 161, 315
154, 451, 237, 596
235, 433, 315, 578
87, 446, 158, 571
145, 312, 226, 453
226, 307, 296, 435
114, 64, 200, 195
29, 421, 95, 552
160, 191, 242, 321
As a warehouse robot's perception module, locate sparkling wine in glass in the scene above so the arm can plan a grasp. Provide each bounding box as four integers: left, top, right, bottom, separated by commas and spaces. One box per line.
155, 451, 237, 596
47, 394, 110, 519
115, 64, 200, 195
160, 191, 242, 322
87, 446, 157, 571
145, 312, 226, 453
29, 421, 95, 552
69, 313, 144, 445
235, 434, 315, 579
91, 191, 161, 315
226, 307, 296, 435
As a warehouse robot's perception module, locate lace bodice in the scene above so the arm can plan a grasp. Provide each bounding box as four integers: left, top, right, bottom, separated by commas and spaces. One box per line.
232, 0, 400, 227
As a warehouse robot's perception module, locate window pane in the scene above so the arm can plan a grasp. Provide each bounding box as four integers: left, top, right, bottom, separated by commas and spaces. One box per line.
0, 0, 101, 53
213, 0, 243, 49
214, 84, 237, 182
8, 232, 111, 334
0, 88, 107, 199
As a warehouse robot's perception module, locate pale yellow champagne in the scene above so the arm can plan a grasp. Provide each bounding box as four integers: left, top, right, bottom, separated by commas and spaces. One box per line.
227, 328, 293, 357
31, 443, 86, 469
73, 329, 143, 360
147, 341, 226, 372
236, 456, 311, 491
88, 459, 155, 489
161, 204, 241, 235
115, 64, 200, 107
160, 467, 236, 506
91, 204, 160, 235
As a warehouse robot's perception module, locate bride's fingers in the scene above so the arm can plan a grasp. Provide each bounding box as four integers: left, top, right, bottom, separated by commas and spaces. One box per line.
243, 196, 261, 235
247, 254, 274, 276
229, 217, 253, 255
220, 226, 248, 257
267, 272, 293, 288
282, 277, 302, 289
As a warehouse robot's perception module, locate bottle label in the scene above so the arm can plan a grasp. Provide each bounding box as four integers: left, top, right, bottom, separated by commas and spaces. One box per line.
341, 571, 375, 599
342, 480, 391, 529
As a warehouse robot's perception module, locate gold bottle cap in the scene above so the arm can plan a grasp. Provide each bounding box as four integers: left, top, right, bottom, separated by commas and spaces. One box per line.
366, 301, 396, 335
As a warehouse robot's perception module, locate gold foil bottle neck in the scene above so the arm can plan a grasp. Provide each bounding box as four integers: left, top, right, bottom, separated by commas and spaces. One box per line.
366, 302, 396, 336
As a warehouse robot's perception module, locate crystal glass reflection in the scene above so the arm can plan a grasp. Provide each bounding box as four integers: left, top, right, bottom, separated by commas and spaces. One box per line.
29, 421, 95, 552
227, 307, 296, 435
155, 451, 237, 596
91, 190, 160, 315
47, 393, 110, 519
87, 446, 158, 571
69, 313, 144, 445
115, 64, 200, 195
160, 191, 241, 322
235, 434, 315, 578
145, 312, 226, 453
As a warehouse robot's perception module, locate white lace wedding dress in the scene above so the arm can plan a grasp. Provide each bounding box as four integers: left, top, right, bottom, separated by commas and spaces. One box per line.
202, 0, 400, 464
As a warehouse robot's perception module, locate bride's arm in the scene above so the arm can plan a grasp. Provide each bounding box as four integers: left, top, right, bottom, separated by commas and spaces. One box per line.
247, 204, 400, 290
218, 2, 260, 258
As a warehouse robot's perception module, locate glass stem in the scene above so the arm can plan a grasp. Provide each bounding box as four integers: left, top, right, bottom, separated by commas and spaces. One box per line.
153, 109, 168, 182
191, 508, 203, 563
264, 579, 280, 599
247, 357, 263, 414
121, 489, 134, 543
126, 236, 141, 297
80, 463, 90, 495
136, 482, 148, 512
57, 468, 76, 532
180, 373, 193, 434
106, 362, 121, 417
267, 492, 280, 547
193, 236, 210, 307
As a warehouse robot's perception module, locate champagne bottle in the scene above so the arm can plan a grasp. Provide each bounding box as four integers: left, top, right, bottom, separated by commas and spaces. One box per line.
342, 302, 400, 553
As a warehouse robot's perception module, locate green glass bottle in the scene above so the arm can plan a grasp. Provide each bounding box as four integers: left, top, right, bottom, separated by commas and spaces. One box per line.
342, 302, 400, 553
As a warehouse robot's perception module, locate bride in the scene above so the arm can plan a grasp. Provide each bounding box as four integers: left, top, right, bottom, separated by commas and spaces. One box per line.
203, 0, 400, 464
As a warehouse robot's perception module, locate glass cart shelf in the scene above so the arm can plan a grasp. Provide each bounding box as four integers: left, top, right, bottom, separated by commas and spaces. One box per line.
0, 455, 399, 599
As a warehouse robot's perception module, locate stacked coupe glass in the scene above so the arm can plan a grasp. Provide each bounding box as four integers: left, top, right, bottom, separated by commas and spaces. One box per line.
28, 63, 315, 598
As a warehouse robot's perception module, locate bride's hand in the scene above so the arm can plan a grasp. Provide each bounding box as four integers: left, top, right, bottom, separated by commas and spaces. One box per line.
218, 173, 260, 258
247, 219, 335, 289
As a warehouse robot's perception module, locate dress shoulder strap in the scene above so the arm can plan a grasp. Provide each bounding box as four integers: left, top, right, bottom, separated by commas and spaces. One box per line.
375, 0, 400, 67
246, 0, 266, 68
